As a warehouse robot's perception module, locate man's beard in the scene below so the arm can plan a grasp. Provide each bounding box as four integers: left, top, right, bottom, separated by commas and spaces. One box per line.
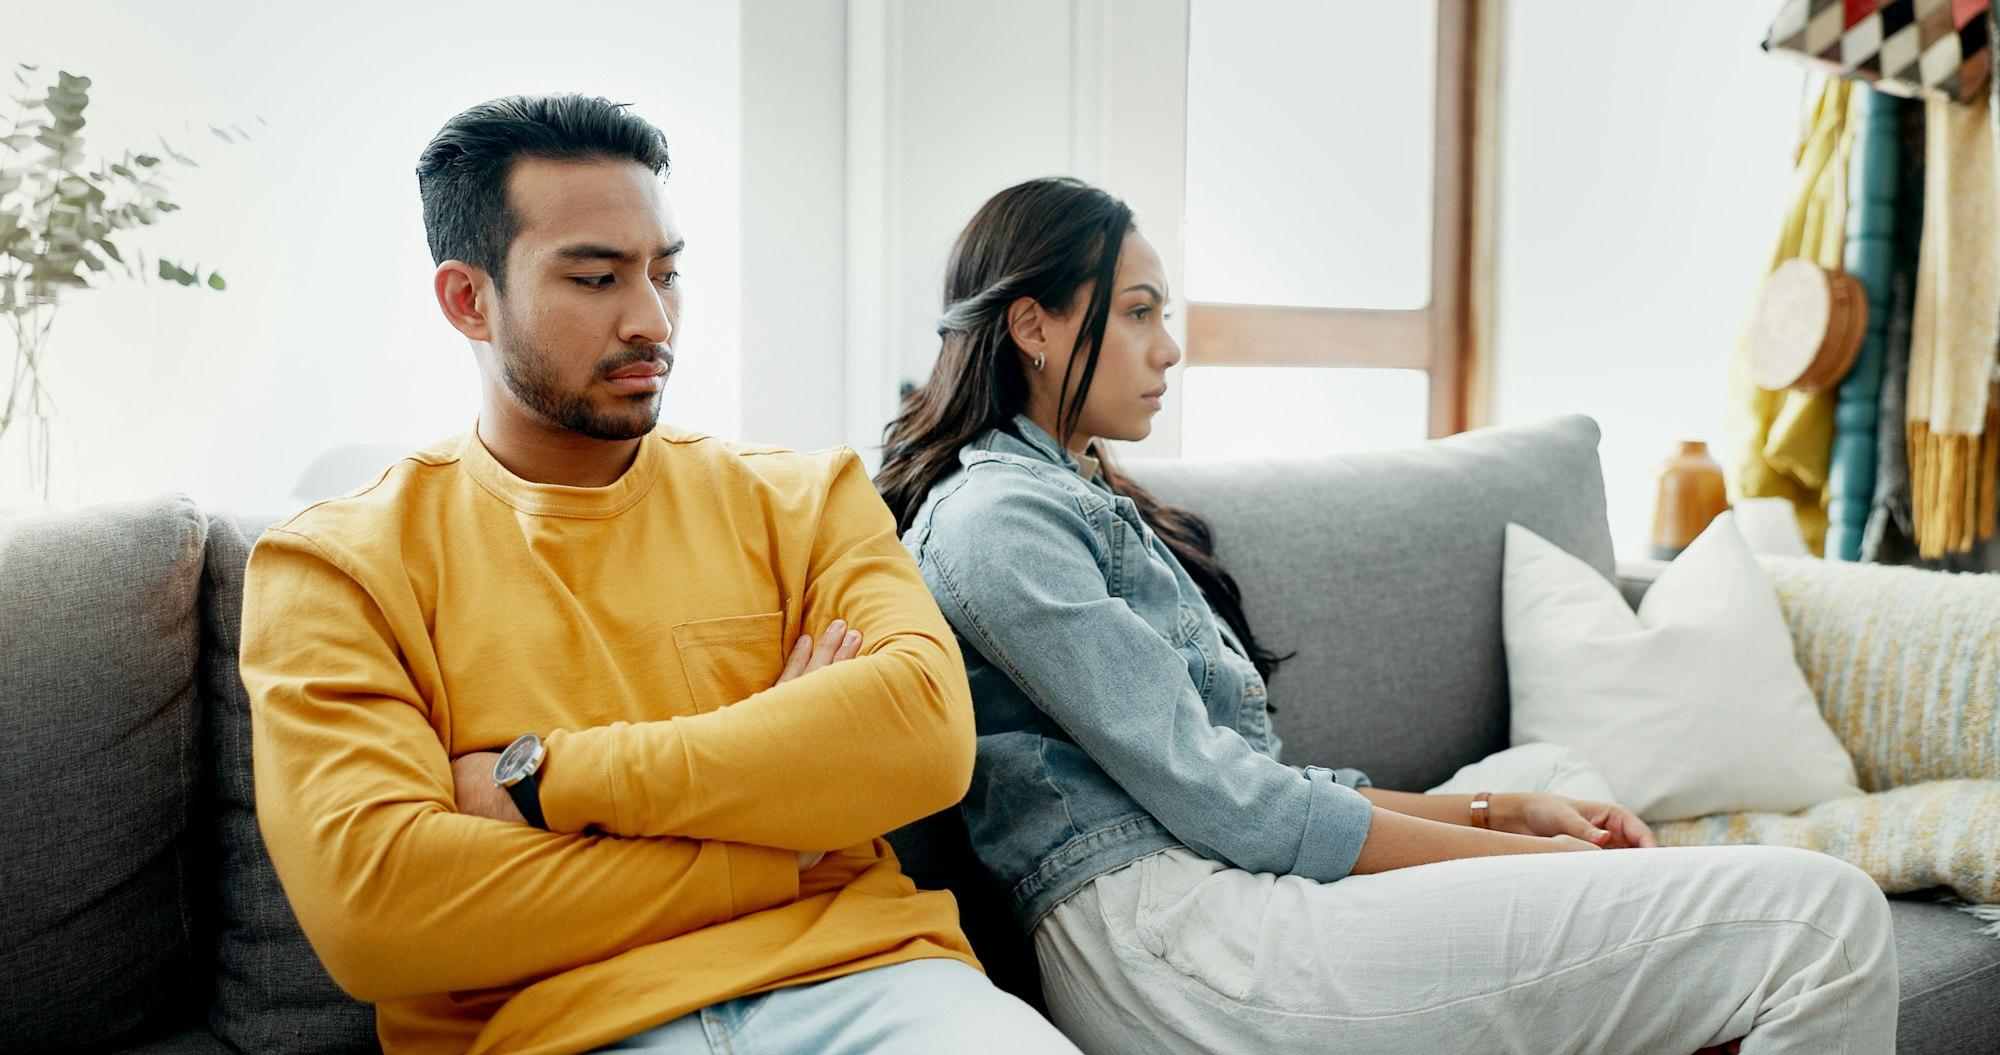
495, 332, 673, 442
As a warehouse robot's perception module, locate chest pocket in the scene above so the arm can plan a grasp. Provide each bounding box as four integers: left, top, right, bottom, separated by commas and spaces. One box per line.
1110, 513, 1200, 647
672, 610, 786, 714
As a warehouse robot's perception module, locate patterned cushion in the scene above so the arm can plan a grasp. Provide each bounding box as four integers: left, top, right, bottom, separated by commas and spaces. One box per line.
1765, 0, 1993, 104
0, 496, 208, 1051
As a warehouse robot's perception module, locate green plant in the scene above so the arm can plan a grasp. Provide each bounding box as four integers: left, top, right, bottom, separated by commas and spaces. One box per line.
1, 64, 241, 497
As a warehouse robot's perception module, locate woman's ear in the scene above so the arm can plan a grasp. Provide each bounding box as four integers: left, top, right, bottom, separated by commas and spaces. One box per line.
1006, 295, 1047, 370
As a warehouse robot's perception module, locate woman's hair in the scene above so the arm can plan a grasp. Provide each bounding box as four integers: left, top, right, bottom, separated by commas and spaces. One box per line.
876, 176, 1287, 680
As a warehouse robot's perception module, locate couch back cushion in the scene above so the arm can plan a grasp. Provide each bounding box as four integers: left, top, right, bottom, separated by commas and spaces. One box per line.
0, 495, 208, 1051
200, 513, 377, 1053
1123, 414, 1617, 791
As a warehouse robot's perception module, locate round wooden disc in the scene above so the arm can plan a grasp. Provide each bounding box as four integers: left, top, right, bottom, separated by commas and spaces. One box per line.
1748, 259, 1866, 393
1749, 259, 1834, 391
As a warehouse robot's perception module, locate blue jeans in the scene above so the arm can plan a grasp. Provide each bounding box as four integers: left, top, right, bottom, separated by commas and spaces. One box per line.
594, 959, 1078, 1054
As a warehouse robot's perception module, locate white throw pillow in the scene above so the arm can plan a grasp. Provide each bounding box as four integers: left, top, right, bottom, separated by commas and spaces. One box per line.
1503, 513, 1861, 822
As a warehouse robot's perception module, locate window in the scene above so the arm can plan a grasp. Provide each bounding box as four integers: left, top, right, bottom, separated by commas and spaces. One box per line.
1180, 0, 1484, 456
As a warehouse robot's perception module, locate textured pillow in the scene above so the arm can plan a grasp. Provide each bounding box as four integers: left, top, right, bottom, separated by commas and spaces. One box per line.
1656, 780, 2000, 902
1756, 554, 2000, 790
0, 495, 208, 1051
1504, 513, 1861, 821
199, 513, 377, 1053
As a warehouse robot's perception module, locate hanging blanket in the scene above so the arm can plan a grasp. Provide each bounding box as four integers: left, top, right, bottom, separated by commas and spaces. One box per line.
1907, 87, 2000, 558
1730, 80, 1855, 555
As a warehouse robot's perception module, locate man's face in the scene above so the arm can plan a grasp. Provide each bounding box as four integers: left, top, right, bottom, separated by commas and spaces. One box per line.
484, 156, 684, 441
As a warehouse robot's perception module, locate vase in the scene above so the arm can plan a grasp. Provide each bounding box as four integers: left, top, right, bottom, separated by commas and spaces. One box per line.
1650, 441, 1729, 560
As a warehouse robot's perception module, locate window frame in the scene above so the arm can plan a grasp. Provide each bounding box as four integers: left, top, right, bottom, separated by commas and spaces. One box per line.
1181, 0, 1492, 439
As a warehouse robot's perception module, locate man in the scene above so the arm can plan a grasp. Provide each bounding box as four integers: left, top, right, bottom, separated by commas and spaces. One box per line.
240, 94, 1077, 1054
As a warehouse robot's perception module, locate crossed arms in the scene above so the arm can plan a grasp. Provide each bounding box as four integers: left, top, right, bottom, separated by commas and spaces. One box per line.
240, 456, 974, 1002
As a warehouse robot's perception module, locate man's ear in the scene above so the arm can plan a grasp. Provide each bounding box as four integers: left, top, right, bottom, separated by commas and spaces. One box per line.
1006, 296, 1048, 364
435, 262, 495, 342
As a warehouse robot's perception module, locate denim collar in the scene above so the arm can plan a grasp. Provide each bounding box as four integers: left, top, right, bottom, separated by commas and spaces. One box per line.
1000, 414, 1102, 483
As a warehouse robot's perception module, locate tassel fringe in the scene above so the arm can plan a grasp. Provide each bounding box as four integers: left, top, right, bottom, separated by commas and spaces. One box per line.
1907, 380, 2000, 558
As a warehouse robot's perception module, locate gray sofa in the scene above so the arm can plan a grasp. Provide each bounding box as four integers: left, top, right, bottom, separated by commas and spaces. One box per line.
2, 415, 1993, 1053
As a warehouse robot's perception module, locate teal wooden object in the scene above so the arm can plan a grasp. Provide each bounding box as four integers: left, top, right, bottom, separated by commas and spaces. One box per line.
1827, 90, 1905, 562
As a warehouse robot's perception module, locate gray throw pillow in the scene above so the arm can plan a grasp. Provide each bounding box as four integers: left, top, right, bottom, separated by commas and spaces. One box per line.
199, 512, 377, 1053
0, 495, 208, 1051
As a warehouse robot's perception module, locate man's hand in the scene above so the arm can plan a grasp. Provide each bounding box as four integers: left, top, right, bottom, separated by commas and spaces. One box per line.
1500, 793, 1657, 849
449, 619, 865, 865
450, 752, 524, 823
777, 619, 862, 684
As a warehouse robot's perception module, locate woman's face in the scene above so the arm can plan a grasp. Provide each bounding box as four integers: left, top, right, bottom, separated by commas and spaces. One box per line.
1027, 229, 1182, 448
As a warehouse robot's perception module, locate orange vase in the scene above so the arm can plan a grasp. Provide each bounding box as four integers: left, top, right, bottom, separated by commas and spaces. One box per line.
1650, 441, 1729, 560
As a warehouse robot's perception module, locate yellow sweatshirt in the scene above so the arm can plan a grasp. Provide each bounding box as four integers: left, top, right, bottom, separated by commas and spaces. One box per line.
240, 425, 980, 1055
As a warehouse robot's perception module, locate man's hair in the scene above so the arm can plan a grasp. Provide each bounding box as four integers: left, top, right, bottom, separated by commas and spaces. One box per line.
415, 94, 670, 290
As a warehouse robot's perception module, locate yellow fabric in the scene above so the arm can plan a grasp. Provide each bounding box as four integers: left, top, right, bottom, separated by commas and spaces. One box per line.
1907, 89, 2000, 558
240, 425, 979, 1055
1728, 79, 1857, 555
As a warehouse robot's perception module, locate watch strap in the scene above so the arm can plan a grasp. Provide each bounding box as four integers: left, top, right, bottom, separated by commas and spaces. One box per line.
505, 771, 548, 830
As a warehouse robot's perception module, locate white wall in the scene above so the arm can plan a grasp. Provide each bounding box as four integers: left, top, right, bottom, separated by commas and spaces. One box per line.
1491, 2, 1809, 556
841, 0, 1191, 463
6, 1, 743, 512
739, 0, 847, 451
11, 0, 1816, 548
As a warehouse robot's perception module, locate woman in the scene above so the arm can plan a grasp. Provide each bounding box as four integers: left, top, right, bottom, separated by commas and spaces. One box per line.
877, 177, 1896, 1054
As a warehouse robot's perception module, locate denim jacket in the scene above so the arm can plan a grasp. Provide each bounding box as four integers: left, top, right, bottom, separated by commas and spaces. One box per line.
902, 415, 1374, 929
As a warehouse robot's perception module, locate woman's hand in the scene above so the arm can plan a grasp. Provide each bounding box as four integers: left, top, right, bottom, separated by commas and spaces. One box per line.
1501, 793, 1657, 849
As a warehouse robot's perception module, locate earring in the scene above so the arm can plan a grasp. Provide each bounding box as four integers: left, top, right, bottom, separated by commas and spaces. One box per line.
1032, 353, 1046, 372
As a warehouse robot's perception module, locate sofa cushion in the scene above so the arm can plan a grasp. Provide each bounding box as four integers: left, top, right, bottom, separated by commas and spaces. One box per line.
0, 495, 208, 1052
1888, 896, 2000, 1055
199, 513, 377, 1053
1124, 414, 1617, 791
120, 1027, 234, 1055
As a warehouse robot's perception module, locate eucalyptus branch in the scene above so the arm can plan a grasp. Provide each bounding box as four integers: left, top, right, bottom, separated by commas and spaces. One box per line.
0, 65, 242, 496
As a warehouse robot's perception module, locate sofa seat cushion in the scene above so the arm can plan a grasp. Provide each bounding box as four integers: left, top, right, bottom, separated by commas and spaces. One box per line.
0, 495, 208, 1052
119, 1026, 234, 1055
1888, 896, 2000, 1055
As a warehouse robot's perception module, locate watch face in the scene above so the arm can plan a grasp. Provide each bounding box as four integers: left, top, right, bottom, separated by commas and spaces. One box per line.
494, 734, 543, 785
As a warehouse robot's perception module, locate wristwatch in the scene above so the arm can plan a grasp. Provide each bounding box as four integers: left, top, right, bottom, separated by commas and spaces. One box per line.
493, 733, 549, 830
1470, 790, 1493, 830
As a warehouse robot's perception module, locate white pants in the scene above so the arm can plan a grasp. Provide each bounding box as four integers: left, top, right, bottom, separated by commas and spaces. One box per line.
1034, 744, 1898, 1054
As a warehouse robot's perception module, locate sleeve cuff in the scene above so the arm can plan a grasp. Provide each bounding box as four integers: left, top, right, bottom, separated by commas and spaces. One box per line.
538, 727, 613, 835
1332, 766, 1373, 790
1293, 765, 1374, 882
726, 843, 801, 918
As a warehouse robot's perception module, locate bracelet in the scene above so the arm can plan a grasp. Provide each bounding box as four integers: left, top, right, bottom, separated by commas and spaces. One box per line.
1470, 791, 1493, 829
